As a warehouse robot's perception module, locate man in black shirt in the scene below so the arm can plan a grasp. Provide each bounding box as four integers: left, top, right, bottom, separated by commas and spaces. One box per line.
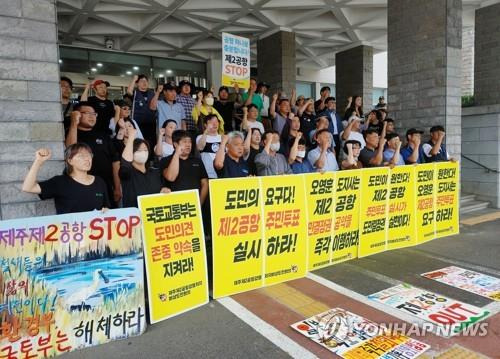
66, 101, 121, 207
80, 80, 115, 136
314, 86, 331, 114
214, 86, 238, 133
160, 130, 209, 204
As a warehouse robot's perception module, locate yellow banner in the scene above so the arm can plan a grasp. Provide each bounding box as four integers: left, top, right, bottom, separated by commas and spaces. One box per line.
304, 172, 335, 271
262, 175, 308, 285
387, 165, 417, 250
435, 161, 460, 239
415, 163, 436, 244
138, 191, 208, 323
210, 177, 264, 298
332, 170, 361, 264
359, 167, 389, 257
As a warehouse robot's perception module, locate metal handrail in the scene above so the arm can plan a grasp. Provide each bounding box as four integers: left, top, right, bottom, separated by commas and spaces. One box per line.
461, 154, 500, 174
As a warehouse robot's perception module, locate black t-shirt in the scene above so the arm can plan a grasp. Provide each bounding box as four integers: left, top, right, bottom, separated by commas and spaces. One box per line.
214, 100, 235, 132
88, 96, 115, 135
159, 155, 208, 192
39, 174, 110, 214
246, 146, 260, 176
216, 154, 249, 178
77, 129, 120, 189
359, 147, 380, 168
300, 112, 316, 146
132, 89, 155, 126
119, 159, 163, 208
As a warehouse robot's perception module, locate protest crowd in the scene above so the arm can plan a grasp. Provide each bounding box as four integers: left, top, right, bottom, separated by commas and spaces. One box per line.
23, 76, 454, 228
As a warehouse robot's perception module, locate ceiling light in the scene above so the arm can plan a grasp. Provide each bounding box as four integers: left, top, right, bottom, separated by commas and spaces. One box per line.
166, 69, 172, 74
158, 74, 165, 78
97, 63, 103, 67
58, 59, 62, 64
126, 71, 132, 75
91, 67, 97, 72
133, 66, 139, 71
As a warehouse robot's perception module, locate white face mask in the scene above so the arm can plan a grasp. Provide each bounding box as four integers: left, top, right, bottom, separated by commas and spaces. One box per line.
205, 97, 214, 106
133, 150, 148, 164
270, 142, 280, 152
297, 150, 306, 158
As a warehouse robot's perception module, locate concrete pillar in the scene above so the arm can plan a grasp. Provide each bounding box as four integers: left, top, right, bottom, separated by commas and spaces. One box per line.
0, 0, 64, 219
474, 2, 500, 106
207, 58, 222, 94
335, 45, 373, 116
388, 0, 462, 159
257, 30, 296, 95
461, 27, 474, 96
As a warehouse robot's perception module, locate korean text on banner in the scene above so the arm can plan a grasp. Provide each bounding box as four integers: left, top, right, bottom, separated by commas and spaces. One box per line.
0, 209, 146, 357
221, 32, 250, 88
358, 167, 389, 257
332, 170, 361, 264
138, 191, 208, 323
368, 284, 490, 337
387, 165, 417, 250
210, 177, 264, 298
415, 163, 436, 244
304, 172, 335, 271
262, 175, 307, 285
435, 161, 460, 239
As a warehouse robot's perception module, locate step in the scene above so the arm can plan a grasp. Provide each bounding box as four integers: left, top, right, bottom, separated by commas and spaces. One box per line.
460, 200, 490, 214
460, 194, 476, 205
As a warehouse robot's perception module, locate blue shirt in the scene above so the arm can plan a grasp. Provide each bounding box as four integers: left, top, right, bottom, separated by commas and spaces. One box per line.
400, 145, 424, 164
291, 159, 314, 174
383, 148, 405, 166
307, 147, 339, 172
157, 100, 185, 129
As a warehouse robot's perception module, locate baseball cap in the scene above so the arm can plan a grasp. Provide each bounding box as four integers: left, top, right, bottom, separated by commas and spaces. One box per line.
163, 81, 177, 91
430, 125, 445, 133
385, 133, 399, 141
406, 128, 424, 136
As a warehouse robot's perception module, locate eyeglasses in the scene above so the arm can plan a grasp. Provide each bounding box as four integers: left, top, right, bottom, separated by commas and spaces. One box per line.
81, 112, 98, 117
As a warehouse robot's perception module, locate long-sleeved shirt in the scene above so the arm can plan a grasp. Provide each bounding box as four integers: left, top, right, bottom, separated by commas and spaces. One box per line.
254, 151, 293, 176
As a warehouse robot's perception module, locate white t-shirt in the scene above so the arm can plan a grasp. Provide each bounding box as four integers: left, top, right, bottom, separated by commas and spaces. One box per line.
422, 143, 449, 160
341, 130, 366, 149
161, 142, 174, 158
246, 120, 265, 134
196, 134, 221, 178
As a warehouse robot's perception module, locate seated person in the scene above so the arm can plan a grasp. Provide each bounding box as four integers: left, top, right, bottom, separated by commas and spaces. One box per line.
120, 127, 170, 208
154, 119, 177, 159
288, 135, 314, 174
214, 131, 250, 178
22, 144, 110, 214
196, 114, 222, 179
255, 130, 293, 176
341, 140, 363, 170
307, 129, 339, 172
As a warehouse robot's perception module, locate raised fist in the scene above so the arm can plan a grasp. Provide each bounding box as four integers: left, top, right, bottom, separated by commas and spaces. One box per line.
70, 111, 81, 127
35, 148, 51, 163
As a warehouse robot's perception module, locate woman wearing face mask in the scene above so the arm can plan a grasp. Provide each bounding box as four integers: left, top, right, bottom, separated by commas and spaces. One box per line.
341, 140, 363, 170
22, 144, 110, 214
119, 127, 171, 208
155, 119, 177, 159
110, 101, 144, 140
192, 90, 225, 134
288, 135, 314, 174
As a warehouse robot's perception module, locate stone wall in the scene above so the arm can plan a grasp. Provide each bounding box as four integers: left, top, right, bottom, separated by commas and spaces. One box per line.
461, 27, 474, 96
335, 45, 373, 116
387, 0, 462, 159
0, 0, 64, 219
461, 105, 500, 208
257, 31, 296, 96
474, 2, 500, 106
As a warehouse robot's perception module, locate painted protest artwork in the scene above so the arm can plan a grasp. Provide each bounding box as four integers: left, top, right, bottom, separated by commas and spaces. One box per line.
368, 284, 490, 337
291, 308, 429, 358
422, 266, 500, 301
0, 208, 146, 357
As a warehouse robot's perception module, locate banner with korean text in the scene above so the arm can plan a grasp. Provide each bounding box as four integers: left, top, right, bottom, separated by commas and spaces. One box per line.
210, 163, 460, 298
138, 191, 208, 323
0, 208, 146, 357
221, 32, 250, 88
